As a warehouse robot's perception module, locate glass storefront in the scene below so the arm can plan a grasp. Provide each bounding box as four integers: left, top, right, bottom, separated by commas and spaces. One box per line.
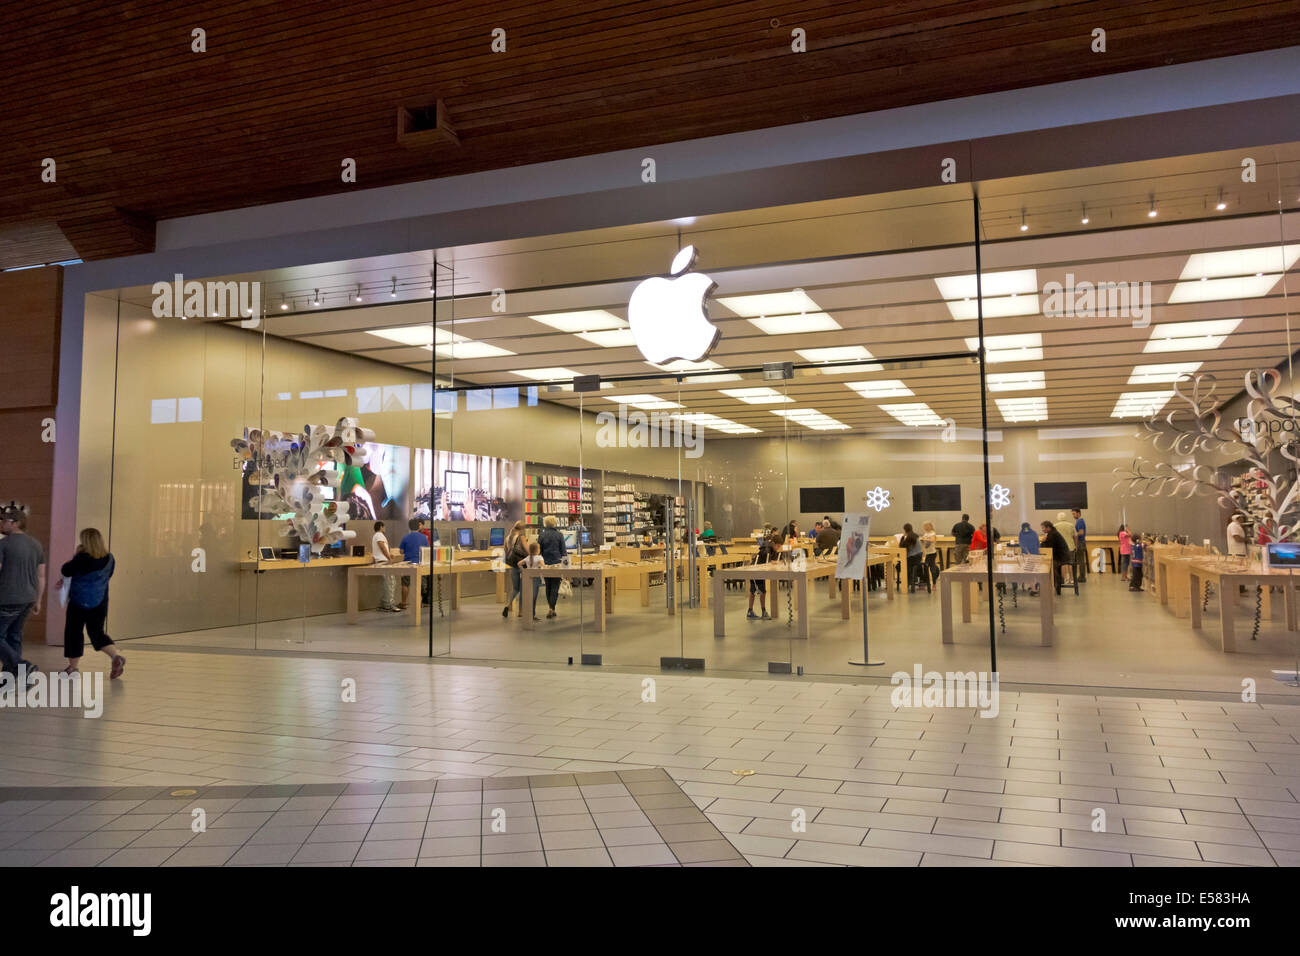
72, 141, 1300, 696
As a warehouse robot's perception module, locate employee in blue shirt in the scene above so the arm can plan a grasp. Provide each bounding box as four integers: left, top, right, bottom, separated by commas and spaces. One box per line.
1072, 508, 1087, 581
398, 519, 427, 610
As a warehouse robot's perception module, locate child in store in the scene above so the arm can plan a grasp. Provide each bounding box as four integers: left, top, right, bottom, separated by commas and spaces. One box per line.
519, 541, 545, 621
1128, 533, 1145, 592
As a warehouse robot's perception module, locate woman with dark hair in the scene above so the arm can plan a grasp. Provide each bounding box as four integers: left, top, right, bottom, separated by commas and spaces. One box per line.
901, 523, 922, 593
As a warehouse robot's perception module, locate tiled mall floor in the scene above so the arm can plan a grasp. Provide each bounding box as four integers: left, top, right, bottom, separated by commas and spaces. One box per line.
130, 568, 1300, 694
4, 645, 1300, 866
0, 770, 745, 867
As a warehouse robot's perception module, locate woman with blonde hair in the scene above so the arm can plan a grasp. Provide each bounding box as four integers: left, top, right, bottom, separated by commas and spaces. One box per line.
55, 528, 125, 678
502, 520, 528, 618
920, 521, 939, 593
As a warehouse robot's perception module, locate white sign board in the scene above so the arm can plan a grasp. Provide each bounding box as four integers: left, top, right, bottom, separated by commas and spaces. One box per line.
836, 513, 872, 580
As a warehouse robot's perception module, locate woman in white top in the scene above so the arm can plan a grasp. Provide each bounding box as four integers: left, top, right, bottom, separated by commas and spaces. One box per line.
920, 521, 938, 593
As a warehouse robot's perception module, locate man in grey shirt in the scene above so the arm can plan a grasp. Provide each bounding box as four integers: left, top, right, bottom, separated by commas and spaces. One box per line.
0, 509, 45, 683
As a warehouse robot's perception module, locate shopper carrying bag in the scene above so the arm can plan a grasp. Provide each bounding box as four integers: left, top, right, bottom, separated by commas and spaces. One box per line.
502, 520, 528, 618
56, 528, 125, 679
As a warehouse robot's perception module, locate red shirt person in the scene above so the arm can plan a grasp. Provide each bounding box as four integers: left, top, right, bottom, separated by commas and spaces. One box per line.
971, 526, 988, 551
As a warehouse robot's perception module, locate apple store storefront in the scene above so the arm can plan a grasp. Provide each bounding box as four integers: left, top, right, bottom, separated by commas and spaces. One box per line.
67, 140, 1300, 698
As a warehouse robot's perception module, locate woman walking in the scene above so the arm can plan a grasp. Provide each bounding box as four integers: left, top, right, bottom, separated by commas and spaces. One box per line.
56, 528, 124, 678
502, 521, 528, 618
920, 521, 939, 593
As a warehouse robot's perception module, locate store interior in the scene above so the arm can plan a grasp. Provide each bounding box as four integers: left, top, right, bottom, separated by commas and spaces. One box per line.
70, 142, 1300, 694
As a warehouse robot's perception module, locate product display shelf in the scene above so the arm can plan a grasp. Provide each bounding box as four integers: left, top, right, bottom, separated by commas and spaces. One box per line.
524, 468, 594, 529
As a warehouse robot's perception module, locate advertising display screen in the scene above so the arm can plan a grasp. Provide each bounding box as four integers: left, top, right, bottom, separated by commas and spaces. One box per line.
416, 449, 516, 521
340, 442, 410, 521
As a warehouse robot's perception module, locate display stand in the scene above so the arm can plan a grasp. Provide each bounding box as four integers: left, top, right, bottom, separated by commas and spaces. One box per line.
847, 594, 884, 667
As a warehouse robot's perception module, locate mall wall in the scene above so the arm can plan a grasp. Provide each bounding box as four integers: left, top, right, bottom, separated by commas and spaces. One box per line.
0, 267, 61, 640
78, 296, 436, 640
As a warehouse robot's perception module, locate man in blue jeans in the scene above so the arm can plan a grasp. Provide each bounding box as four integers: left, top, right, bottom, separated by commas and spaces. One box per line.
398, 518, 428, 610
0, 508, 46, 686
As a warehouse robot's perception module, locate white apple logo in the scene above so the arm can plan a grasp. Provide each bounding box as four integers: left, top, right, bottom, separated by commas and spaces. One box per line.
628, 245, 720, 364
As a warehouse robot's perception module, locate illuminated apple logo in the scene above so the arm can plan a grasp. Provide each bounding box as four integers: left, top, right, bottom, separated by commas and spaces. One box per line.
628, 245, 720, 364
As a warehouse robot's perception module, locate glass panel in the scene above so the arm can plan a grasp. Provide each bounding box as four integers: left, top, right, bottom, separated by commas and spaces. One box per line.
570, 375, 690, 669
681, 367, 791, 673
974, 144, 1300, 693
99, 290, 258, 651
436, 277, 578, 666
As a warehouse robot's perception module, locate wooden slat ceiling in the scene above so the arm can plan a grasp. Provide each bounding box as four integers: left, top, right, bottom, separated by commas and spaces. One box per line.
5, 0, 1300, 266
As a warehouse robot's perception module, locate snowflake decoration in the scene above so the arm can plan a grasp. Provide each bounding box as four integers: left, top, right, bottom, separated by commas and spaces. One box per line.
989, 483, 1011, 510
865, 486, 891, 512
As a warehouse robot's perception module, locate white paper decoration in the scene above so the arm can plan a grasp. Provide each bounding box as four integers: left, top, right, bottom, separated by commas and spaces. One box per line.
231, 417, 376, 554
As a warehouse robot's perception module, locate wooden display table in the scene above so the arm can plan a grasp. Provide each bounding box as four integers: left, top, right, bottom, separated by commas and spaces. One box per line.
1087, 535, 1121, 573
601, 561, 667, 606
832, 552, 894, 618
610, 545, 666, 563
869, 544, 908, 588
1186, 561, 1299, 652
239, 556, 370, 571
1152, 546, 1211, 618
520, 565, 617, 631
695, 552, 755, 608
711, 560, 839, 640
346, 563, 431, 626
939, 558, 1055, 646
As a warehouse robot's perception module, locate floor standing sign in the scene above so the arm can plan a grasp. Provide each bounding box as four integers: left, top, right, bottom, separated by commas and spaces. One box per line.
838, 514, 884, 666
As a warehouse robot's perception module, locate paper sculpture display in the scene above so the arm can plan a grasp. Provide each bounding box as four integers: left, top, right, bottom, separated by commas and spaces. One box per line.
231, 418, 376, 554
1113, 370, 1300, 542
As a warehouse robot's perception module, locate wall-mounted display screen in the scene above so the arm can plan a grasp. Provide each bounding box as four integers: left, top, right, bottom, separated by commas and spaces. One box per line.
912, 484, 962, 511
1034, 481, 1088, 510
416, 449, 516, 521
800, 486, 845, 513
341, 442, 410, 521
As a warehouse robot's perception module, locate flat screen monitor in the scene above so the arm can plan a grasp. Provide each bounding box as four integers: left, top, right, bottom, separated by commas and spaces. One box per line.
800, 486, 845, 513
580, 530, 592, 547
1268, 542, 1300, 567
912, 484, 962, 511
456, 527, 474, 548
1034, 481, 1088, 510
562, 529, 579, 550
489, 527, 505, 547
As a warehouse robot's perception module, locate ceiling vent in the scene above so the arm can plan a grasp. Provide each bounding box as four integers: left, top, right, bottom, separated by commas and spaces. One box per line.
396, 100, 459, 149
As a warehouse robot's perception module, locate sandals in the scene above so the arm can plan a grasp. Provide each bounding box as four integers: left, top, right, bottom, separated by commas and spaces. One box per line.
110, 655, 126, 680
62, 665, 79, 675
